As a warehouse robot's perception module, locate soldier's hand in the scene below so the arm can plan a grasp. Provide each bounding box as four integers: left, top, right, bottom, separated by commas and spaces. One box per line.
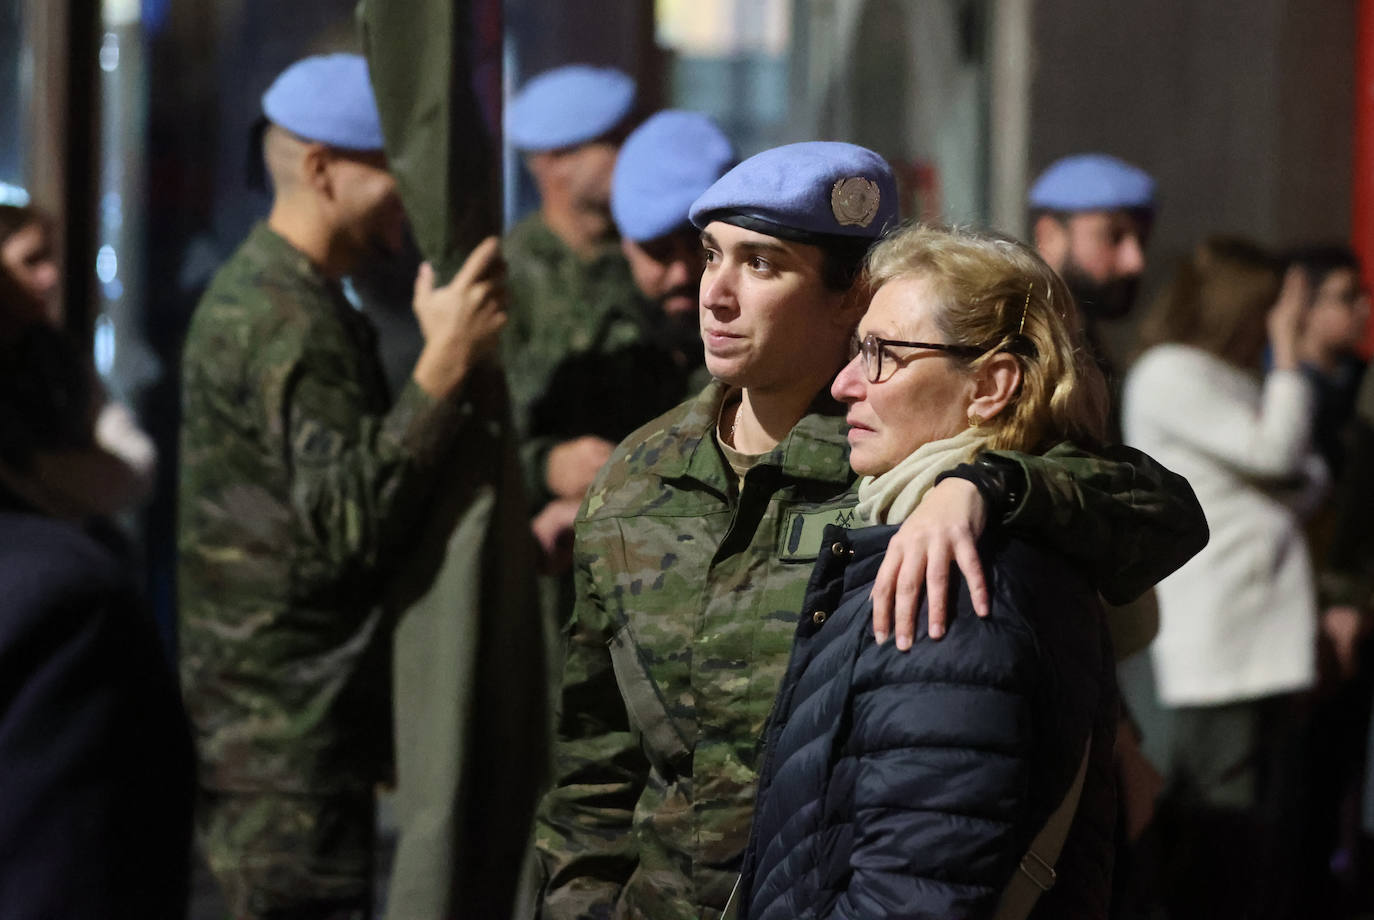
411, 237, 507, 397
870, 477, 989, 650
546, 435, 614, 500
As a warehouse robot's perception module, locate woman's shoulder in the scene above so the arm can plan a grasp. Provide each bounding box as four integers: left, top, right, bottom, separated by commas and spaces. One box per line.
853, 534, 1101, 683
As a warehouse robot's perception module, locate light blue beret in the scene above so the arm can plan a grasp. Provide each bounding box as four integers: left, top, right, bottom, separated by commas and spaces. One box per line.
611, 110, 735, 242
262, 53, 385, 151
508, 65, 636, 152
689, 141, 897, 240
1028, 153, 1156, 212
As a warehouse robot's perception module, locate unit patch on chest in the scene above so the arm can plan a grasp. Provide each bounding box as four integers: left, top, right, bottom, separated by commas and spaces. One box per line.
777, 505, 860, 562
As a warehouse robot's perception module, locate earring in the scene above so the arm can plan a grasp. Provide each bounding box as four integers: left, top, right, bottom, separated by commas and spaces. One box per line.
968, 412, 981, 429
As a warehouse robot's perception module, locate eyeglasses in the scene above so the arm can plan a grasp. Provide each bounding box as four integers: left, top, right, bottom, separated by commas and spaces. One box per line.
849, 332, 985, 383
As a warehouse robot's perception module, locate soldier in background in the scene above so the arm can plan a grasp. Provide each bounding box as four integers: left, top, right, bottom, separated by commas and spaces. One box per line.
177, 53, 506, 919
503, 65, 641, 535
528, 109, 734, 573
1029, 152, 1167, 920
535, 141, 1208, 920
1029, 152, 1156, 390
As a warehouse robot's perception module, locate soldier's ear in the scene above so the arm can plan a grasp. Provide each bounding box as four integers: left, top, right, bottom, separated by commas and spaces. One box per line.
832, 277, 871, 329
1033, 214, 1067, 270
302, 144, 334, 198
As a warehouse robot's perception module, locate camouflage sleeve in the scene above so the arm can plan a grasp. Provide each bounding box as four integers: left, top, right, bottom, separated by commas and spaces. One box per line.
534, 542, 648, 919
281, 350, 465, 598
991, 442, 1209, 606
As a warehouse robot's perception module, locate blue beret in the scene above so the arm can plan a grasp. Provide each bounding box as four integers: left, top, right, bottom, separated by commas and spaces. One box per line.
1028, 153, 1156, 212
508, 65, 636, 152
262, 53, 385, 151
689, 141, 897, 240
611, 111, 734, 242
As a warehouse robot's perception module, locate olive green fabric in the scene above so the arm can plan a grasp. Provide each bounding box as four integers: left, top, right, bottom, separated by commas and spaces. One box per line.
358, 0, 498, 279
359, 3, 550, 918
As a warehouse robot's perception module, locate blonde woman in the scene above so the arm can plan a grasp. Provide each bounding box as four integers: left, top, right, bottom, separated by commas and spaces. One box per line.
741, 224, 1119, 920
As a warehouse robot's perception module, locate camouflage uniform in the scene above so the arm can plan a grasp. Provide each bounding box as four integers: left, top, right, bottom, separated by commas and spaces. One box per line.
536, 379, 1207, 920
502, 211, 693, 508
178, 223, 462, 917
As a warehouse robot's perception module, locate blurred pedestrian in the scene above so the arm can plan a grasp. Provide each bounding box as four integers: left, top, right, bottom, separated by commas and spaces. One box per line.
0, 244, 193, 920
527, 108, 734, 577
1123, 238, 1320, 920
1287, 245, 1374, 915
502, 64, 641, 565
0, 203, 60, 323
1288, 245, 1369, 478
0, 203, 157, 508
177, 53, 506, 919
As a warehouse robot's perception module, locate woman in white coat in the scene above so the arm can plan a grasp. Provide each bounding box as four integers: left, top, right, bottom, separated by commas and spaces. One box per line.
1122, 237, 1318, 918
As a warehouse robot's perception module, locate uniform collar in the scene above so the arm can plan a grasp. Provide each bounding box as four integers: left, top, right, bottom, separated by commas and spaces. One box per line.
661, 377, 854, 489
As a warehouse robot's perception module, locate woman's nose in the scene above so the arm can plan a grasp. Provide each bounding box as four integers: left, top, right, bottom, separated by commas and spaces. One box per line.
831, 352, 867, 403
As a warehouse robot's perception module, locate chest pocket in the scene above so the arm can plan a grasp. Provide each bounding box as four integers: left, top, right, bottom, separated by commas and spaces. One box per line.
777, 504, 862, 563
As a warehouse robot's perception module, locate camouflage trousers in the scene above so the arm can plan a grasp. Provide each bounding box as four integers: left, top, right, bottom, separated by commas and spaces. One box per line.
197, 788, 374, 920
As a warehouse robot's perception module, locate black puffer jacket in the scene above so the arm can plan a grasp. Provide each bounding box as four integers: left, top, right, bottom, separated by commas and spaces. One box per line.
740, 524, 1117, 920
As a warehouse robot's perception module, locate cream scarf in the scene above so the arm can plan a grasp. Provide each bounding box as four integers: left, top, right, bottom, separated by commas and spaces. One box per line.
855, 426, 991, 525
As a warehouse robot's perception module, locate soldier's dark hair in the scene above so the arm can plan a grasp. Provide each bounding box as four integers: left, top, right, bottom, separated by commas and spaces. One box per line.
816, 236, 875, 292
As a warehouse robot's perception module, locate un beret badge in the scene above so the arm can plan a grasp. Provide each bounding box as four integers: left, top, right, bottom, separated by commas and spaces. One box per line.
831, 176, 880, 228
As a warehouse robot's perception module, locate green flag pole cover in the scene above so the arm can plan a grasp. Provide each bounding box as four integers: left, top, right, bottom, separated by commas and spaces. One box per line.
359, 0, 502, 281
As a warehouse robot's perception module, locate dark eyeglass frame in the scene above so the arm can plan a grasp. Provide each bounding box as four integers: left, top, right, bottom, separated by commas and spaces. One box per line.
851, 332, 986, 383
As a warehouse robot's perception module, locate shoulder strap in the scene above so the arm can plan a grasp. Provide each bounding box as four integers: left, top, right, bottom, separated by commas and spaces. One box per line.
992, 737, 1092, 920
607, 622, 695, 779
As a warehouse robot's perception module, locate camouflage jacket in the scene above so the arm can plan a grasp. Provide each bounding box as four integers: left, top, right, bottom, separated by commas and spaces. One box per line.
502, 212, 693, 507
177, 223, 462, 794
536, 380, 1206, 920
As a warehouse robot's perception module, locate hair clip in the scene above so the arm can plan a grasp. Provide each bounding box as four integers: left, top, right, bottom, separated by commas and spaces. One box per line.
1018, 283, 1032, 335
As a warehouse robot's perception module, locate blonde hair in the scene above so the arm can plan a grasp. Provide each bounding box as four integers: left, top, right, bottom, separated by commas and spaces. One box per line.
864, 222, 1108, 452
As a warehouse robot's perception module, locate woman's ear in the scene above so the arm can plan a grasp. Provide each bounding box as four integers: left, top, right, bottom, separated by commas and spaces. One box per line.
968, 352, 1022, 423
